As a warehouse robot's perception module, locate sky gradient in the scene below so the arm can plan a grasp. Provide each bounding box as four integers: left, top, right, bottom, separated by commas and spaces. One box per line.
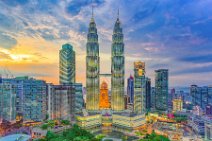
0, 0, 212, 87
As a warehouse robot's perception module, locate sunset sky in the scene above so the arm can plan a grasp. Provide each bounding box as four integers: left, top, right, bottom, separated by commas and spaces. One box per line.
0, 0, 212, 87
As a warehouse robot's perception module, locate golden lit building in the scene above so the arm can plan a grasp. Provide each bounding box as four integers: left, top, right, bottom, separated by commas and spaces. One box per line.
99, 81, 110, 109
172, 98, 183, 112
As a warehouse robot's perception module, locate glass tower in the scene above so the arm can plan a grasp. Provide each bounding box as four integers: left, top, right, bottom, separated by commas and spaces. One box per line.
86, 13, 100, 111
127, 75, 134, 104
59, 43, 76, 84
155, 69, 169, 111
134, 61, 146, 114
111, 13, 125, 111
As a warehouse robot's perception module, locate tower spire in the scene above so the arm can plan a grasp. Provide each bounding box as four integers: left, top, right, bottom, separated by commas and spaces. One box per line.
117, 8, 119, 19
92, 4, 94, 18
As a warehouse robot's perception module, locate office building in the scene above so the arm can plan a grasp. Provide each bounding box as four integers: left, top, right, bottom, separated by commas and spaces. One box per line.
172, 98, 183, 112
59, 43, 75, 84
86, 11, 100, 111
155, 69, 168, 111
127, 75, 134, 104
111, 13, 125, 111
134, 61, 146, 114
47, 84, 83, 120
3, 76, 47, 121
0, 82, 16, 122
146, 77, 151, 111
151, 87, 155, 109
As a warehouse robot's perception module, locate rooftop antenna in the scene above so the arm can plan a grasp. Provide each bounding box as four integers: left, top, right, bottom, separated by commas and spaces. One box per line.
91, 0, 94, 18
117, 8, 119, 19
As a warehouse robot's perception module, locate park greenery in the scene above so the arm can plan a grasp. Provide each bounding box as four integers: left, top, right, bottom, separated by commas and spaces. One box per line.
139, 131, 170, 141
38, 124, 104, 141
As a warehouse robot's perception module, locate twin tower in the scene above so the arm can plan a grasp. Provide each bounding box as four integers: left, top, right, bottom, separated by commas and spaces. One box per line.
86, 12, 125, 111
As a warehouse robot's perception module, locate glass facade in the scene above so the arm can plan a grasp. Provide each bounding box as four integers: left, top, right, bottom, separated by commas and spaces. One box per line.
155, 69, 168, 111
127, 75, 134, 104
59, 43, 76, 84
3, 76, 47, 121
86, 16, 100, 111
0, 83, 16, 122
111, 16, 125, 111
134, 61, 146, 114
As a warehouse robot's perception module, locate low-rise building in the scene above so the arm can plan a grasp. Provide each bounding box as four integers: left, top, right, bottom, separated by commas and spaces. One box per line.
76, 110, 102, 128
112, 112, 145, 129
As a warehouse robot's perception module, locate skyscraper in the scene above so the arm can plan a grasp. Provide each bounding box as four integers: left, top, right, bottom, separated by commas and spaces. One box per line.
134, 61, 146, 114
59, 43, 76, 84
155, 69, 168, 111
0, 82, 16, 122
3, 76, 47, 121
127, 75, 134, 104
86, 11, 100, 111
145, 77, 151, 111
111, 12, 125, 111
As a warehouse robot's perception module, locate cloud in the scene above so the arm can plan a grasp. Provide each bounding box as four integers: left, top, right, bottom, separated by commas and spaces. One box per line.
66, 0, 105, 16
0, 33, 17, 49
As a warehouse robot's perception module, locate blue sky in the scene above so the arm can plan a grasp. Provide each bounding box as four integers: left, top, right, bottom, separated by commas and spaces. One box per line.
0, 0, 212, 87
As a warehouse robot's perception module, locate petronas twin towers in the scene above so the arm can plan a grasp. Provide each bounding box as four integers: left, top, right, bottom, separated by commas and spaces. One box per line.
86, 11, 125, 111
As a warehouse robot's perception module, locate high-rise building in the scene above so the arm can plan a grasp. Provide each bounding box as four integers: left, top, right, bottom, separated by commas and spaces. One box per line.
155, 69, 168, 111
86, 11, 100, 111
99, 81, 110, 109
47, 83, 83, 120
146, 77, 151, 111
172, 98, 183, 112
134, 61, 146, 114
201, 86, 208, 111
127, 75, 134, 104
151, 87, 155, 109
0, 82, 16, 122
3, 76, 47, 121
47, 84, 70, 120
190, 85, 201, 106
59, 43, 76, 84
111, 13, 125, 111
208, 86, 212, 107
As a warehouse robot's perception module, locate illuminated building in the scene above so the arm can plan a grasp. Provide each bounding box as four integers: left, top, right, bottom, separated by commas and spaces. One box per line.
99, 81, 110, 109
111, 11, 125, 111
155, 69, 168, 111
86, 9, 100, 111
0, 82, 16, 122
112, 112, 145, 129
59, 43, 75, 84
172, 98, 183, 112
127, 75, 134, 104
134, 61, 146, 114
47, 84, 83, 120
76, 110, 102, 128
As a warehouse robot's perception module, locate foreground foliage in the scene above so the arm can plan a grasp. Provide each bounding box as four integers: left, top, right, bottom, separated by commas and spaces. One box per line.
38, 124, 101, 141
139, 131, 170, 141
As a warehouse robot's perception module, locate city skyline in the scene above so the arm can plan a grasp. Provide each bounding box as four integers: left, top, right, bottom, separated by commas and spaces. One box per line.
0, 0, 212, 87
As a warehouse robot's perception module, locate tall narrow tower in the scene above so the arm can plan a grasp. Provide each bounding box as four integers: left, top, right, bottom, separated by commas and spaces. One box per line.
111, 10, 125, 111
86, 8, 100, 111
